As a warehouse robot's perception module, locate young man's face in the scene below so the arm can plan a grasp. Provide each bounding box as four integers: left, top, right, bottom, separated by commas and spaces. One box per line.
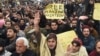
5, 22, 12, 28
82, 28, 90, 37
14, 25, 20, 31
7, 29, 16, 39
51, 22, 58, 30
71, 20, 77, 28
20, 20, 25, 25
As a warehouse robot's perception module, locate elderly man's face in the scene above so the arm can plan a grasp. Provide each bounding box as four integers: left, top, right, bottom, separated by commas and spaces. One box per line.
16, 40, 27, 54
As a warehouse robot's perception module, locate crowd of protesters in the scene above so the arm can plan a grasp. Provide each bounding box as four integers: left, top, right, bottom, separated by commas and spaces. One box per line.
0, 0, 100, 56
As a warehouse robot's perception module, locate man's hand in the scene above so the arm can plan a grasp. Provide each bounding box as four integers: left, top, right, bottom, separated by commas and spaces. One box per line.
33, 10, 40, 32
67, 45, 73, 52
34, 10, 40, 25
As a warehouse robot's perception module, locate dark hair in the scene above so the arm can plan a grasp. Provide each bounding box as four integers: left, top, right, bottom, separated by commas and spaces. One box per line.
47, 33, 57, 41
19, 19, 25, 23
46, 22, 51, 26
0, 8, 2, 12
7, 27, 17, 33
50, 20, 58, 26
14, 23, 20, 27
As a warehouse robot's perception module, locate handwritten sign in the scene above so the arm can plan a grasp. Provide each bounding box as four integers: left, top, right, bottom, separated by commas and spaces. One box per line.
44, 3, 64, 19
57, 30, 77, 51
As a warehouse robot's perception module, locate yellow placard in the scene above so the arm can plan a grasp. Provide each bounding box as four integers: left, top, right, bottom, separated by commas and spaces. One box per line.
93, 3, 100, 20
44, 3, 64, 19
57, 30, 77, 51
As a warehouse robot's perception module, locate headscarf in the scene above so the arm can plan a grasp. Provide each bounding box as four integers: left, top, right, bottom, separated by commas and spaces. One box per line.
41, 33, 65, 56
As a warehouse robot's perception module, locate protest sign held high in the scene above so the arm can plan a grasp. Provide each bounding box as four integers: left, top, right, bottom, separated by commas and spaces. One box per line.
44, 3, 64, 19
57, 30, 77, 51
93, 3, 100, 20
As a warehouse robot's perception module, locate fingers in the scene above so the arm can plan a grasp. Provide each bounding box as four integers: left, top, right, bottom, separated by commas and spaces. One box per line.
67, 45, 71, 51
34, 10, 40, 19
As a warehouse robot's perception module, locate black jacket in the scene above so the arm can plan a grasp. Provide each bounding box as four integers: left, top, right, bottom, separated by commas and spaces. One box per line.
11, 49, 36, 56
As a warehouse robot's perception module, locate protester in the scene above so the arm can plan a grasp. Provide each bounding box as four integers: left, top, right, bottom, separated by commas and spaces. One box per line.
89, 39, 100, 56
11, 37, 36, 56
14, 24, 26, 37
27, 11, 48, 56
0, 38, 12, 56
5, 21, 12, 28
66, 38, 88, 56
19, 19, 26, 31
0, 12, 6, 39
0, 13, 5, 28
5, 27, 18, 53
43, 33, 64, 56
76, 16, 96, 53
0, 0, 99, 56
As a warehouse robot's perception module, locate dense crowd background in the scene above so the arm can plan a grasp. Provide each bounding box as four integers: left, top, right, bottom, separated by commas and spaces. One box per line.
0, 0, 100, 56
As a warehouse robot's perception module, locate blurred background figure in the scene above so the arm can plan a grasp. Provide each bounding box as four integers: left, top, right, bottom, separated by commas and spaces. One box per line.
89, 39, 100, 56
0, 38, 12, 56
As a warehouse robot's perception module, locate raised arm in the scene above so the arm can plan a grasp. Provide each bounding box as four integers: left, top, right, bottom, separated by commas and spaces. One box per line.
33, 10, 40, 32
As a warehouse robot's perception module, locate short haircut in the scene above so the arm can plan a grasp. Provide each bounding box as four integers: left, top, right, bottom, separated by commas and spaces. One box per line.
7, 27, 17, 33
50, 20, 58, 26
19, 19, 25, 23
16, 37, 29, 48
14, 23, 20, 27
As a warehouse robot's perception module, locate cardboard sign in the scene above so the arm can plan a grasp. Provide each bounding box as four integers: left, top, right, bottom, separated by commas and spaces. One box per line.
93, 3, 100, 20
57, 30, 77, 51
44, 3, 64, 19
